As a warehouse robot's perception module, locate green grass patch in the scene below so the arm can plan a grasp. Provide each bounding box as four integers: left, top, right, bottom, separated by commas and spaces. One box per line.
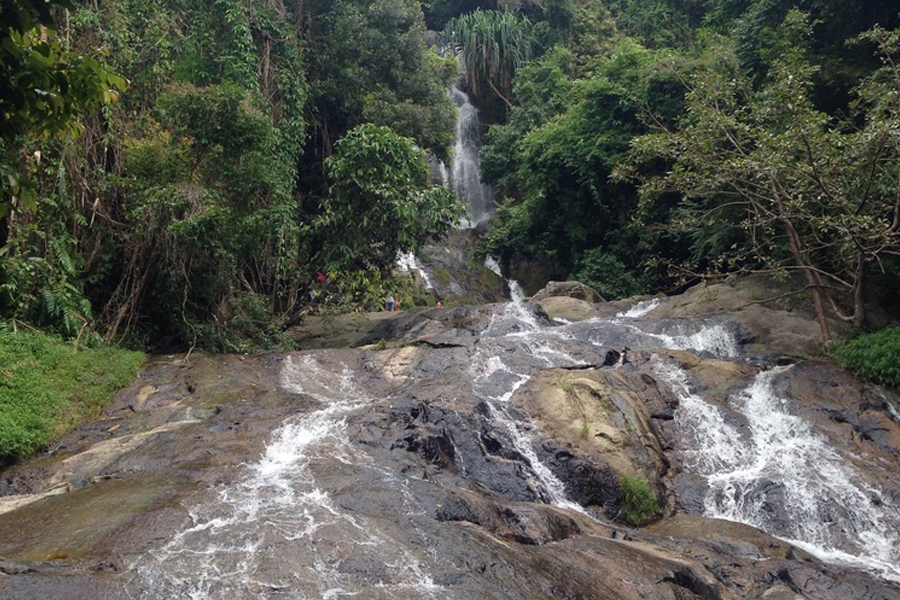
619, 473, 662, 527
833, 327, 900, 389
0, 331, 145, 464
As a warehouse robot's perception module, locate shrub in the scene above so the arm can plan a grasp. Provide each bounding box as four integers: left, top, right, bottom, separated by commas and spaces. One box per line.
619, 473, 662, 526
833, 327, 900, 389
572, 250, 650, 300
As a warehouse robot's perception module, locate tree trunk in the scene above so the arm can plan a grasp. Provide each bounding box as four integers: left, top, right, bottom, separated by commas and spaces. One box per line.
769, 181, 832, 341
852, 256, 867, 330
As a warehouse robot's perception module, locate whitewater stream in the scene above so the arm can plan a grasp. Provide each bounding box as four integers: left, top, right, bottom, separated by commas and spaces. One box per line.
121, 276, 900, 598
449, 84, 494, 228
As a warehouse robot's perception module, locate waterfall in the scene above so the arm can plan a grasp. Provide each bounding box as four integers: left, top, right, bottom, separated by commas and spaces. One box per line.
129, 294, 900, 595
616, 298, 661, 319
396, 251, 434, 290
659, 359, 900, 583
450, 85, 494, 228
393, 81, 494, 286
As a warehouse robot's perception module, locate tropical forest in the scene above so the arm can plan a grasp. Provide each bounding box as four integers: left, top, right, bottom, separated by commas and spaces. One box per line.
2, 0, 900, 598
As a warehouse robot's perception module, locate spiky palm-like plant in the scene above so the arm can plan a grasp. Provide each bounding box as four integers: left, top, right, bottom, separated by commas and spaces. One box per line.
445, 9, 535, 107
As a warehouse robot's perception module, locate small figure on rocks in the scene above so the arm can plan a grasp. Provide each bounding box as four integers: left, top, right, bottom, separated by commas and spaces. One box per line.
385, 292, 395, 312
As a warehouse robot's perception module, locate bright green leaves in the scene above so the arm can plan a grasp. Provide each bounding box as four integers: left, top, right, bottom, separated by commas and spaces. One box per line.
833, 327, 900, 389
0, 330, 144, 463
317, 124, 464, 305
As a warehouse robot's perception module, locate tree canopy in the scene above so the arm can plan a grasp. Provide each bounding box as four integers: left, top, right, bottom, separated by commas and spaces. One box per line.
0, 0, 462, 350
3, 0, 900, 349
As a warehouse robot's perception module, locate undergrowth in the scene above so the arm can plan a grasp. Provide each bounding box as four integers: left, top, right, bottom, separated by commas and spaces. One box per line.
620, 473, 662, 526
833, 327, 900, 389
0, 330, 145, 464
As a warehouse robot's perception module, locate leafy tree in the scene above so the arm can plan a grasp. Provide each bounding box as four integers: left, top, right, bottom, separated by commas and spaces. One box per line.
316, 123, 465, 305
303, 0, 457, 166
1, 0, 124, 216
604, 0, 707, 49
539, 0, 616, 59
423, 0, 498, 30
479, 38, 680, 295
100, 82, 302, 347
628, 12, 900, 338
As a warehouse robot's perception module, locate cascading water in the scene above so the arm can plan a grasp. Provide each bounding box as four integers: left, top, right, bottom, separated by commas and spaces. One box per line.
658, 357, 900, 583
449, 84, 494, 228
394, 80, 495, 288
616, 297, 661, 319
133, 355, 442, 600
396, 251, 434, 290
127, 283, 900, 595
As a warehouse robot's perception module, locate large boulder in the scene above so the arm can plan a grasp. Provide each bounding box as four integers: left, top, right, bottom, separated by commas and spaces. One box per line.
532, 280, 605, 303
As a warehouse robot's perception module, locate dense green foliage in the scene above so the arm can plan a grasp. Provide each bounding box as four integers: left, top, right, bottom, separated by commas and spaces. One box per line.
317, 123, 464, 305
0, 330, 144, 463
629, 13, 900, 338
619, 473, 662, 526
458, 0, 900, 334
3, 0, 900, 351
304, 0, 458, 164
1, 0, 461, 351
1, 0, 124, 216
833, 328, 900, 389
445, 9, 536, 109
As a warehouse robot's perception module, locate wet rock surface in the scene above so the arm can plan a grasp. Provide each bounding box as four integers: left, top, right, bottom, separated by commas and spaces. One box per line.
531, 281, 605, 303
1, 282, 899, 600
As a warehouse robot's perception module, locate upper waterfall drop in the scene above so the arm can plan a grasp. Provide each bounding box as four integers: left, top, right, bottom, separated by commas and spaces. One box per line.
449, 84, 494, 228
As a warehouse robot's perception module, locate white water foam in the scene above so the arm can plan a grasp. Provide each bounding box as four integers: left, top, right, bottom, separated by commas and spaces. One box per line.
483, 257, 538, 329
886, 399, 900, 423
622, 321, 740, 358
617, 298, 661, 319
466, 263, 591, 512
660, 360, 900, 583
396, 251, 434, 290
133, 355, 443, 600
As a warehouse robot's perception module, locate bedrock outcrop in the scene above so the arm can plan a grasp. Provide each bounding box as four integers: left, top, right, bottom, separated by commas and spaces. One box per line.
1, 282, 898, 600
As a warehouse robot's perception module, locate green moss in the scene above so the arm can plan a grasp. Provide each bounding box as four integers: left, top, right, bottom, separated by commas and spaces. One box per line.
0, 331, 145, 464
433, 267, 452, 286
833, 327, 900, 389
619, 473, 662, 526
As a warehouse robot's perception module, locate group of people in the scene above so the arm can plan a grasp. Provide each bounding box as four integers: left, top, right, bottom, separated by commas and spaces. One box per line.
384, 292, 444, 311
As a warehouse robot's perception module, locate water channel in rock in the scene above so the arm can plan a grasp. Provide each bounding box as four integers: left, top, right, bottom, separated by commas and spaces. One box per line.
126, 282, 900, 596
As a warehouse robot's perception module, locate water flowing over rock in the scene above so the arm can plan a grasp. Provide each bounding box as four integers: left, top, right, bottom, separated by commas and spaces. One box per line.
395, 81, 503, 306
1, 281, 899, 600
449, 84, 494, 228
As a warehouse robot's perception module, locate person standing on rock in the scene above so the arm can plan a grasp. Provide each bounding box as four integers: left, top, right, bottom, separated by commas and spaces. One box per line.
385, 292, 395, 312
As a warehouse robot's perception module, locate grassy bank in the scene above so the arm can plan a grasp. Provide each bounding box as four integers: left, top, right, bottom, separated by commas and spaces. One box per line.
0, 331, 145, 464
